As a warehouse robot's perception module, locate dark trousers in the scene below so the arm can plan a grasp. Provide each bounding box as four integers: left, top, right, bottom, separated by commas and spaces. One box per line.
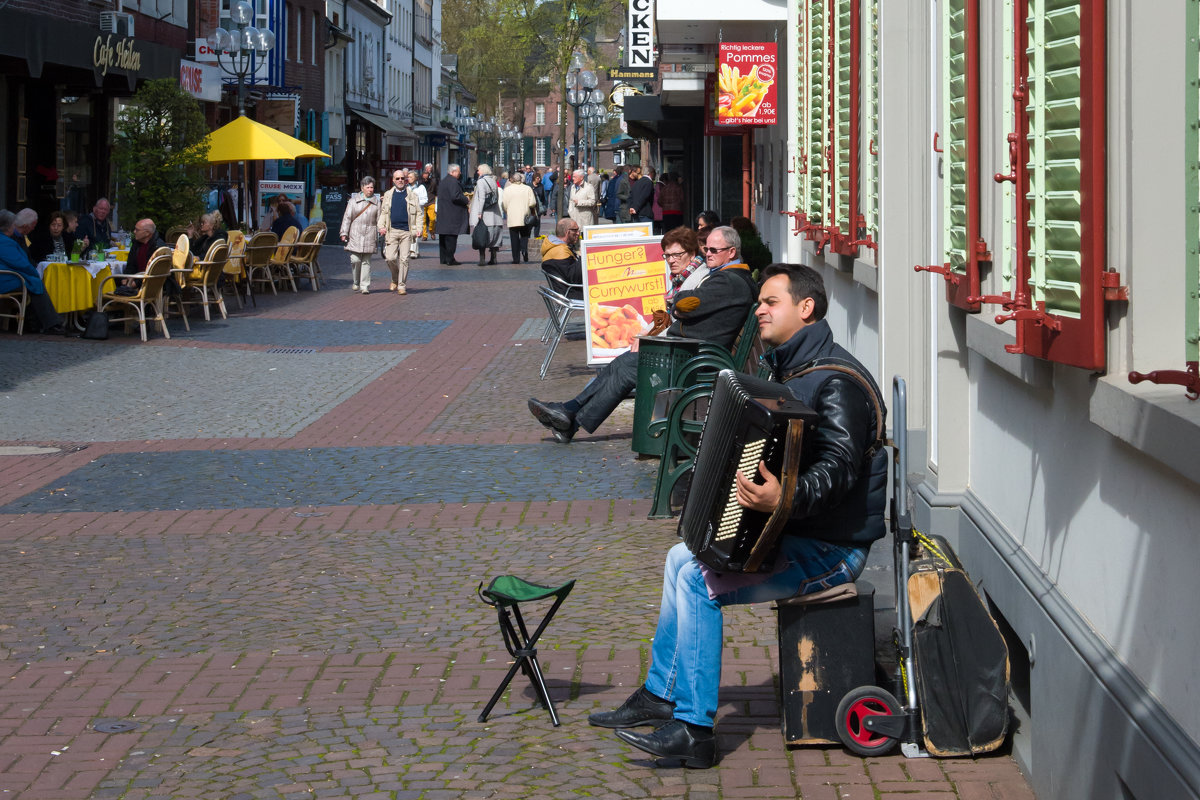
509, 225, 530, 262
573, 350, 639, 433
29, 292, 64, 330
439, 234, 458, 264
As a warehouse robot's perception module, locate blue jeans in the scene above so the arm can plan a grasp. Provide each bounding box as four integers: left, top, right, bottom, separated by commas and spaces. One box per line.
644, 538, 867, 727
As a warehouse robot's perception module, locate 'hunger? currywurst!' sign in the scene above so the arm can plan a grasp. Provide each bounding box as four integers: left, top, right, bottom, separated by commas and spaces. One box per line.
580, 236, 667, 365
717, 42, 777, 125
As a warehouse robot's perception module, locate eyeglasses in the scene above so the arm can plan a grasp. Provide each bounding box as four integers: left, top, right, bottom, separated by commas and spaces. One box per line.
662, 251, 690, 261
703, 246, 733, 255
393, 176, 405, 181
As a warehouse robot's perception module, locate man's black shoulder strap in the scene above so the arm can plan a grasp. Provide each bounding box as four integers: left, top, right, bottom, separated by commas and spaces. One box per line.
780, 356, 887, 458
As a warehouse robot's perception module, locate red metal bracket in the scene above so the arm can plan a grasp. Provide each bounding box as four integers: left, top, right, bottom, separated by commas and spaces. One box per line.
933, 131, 943, 153
847, 214, 878, 251
780, 209, 807, 237
1101, 269, 1129, 302
994, 132, 1020, 184
869, 139, 877, 156
1129, 361, 1200, 401
824, 144, 833, 174
995, 306, 1063, 331
813, 226, 834, 255
787, 156, 796, 175
966, 293, 1017, 310
914, 262, 960, 286
994, 81, 1026, 184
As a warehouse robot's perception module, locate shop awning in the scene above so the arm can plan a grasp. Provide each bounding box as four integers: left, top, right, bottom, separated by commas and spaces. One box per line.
349, 108, 413, 137
205, 115, 331, 163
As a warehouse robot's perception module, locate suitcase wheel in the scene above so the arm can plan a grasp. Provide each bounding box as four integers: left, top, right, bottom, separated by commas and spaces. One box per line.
835, 685, 901, 757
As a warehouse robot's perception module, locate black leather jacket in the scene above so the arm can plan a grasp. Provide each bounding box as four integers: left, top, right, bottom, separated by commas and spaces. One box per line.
764, 319, 888, 547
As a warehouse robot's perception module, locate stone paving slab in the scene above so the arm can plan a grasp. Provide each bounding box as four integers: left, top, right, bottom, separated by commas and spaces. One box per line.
0, 443, 656, 513
0, 343, 413, 442
165, 318, 452, 346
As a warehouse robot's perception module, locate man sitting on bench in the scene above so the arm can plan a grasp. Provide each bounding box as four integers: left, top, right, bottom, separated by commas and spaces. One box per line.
528, 225, 756, 443
588, 264, 888, 768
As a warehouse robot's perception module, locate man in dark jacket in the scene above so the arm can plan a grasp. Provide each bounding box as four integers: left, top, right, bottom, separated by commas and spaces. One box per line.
627, 166, 654, 222
435, 164, 469, 265
587, 262, 887, 769
539, 218, 582, 297
528, 226, 757, 442
76, 198, 116, 258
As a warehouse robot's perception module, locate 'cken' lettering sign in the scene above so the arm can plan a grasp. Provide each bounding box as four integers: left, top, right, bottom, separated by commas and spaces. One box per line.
627, 0, 655, 68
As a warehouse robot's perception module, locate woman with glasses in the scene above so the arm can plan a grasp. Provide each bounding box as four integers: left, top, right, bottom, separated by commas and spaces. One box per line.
663, 226, 709, 304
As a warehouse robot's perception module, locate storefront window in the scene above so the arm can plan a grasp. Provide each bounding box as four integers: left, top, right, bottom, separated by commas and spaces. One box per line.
59, 95, 94, 214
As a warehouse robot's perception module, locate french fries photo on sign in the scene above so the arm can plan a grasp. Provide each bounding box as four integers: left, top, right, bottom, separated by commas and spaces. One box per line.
717, 42, 777, 126
579, 237, 667, 365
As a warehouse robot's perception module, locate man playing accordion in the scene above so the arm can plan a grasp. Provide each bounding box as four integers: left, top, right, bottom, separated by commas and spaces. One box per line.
589, 264, 889, 768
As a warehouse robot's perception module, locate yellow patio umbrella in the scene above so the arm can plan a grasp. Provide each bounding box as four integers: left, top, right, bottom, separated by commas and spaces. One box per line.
205, 115, 331, 163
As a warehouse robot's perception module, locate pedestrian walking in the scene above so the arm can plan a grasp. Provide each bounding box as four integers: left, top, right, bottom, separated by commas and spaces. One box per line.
435, 165, 469, 265
379, 169, 421, 295
567, 169, 598, 229
469, 164, 505, 266
340, 176, 381, 294
502, 174, 538, 263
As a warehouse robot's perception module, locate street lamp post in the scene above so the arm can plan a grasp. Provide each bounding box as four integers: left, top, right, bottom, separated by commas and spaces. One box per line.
206, 0, 276, 117
565, 59, 599, 173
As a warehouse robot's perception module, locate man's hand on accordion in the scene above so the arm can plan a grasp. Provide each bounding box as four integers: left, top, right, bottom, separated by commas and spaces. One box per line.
735, 460, 782, 513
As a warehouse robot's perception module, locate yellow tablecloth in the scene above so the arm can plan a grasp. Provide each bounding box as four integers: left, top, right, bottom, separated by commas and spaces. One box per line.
40, 263, 113, 314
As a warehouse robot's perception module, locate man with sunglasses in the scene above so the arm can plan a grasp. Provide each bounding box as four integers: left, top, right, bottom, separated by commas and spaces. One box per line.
529, 226, 757, 443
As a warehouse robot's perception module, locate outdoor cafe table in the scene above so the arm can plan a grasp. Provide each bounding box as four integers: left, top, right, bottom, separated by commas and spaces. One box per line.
37, 259, 115, 314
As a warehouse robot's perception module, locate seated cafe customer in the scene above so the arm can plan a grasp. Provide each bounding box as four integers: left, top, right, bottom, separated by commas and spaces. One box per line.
188, 211, 228, 257
117, 219, 167, 293
271, 201, 303, 240
29, 211, 82, 264
77, 198, 116, 258
0, 209, 68, 335
528, 225, 757, 443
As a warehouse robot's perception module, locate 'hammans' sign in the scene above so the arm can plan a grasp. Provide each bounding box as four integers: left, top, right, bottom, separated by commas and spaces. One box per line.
627, 0, 655, 68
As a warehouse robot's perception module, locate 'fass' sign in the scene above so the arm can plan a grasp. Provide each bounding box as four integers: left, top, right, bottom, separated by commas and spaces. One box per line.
716, 42, 778, 125
627, 0, 655, 68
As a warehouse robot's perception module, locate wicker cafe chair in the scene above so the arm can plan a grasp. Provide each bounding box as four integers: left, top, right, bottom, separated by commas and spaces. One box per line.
97, 248, 176, 341
287, 225, 323, 291
0, 269, 28, 334
165, 226, 189, 247
222, 230, 251, 308
180, 239, 229, 321
243, 231, 280, 295
265, 226, 300, 293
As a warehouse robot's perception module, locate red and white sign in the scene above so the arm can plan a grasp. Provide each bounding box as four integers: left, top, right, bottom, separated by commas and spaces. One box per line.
716, 42, 778, 126
179, 59, 222, 102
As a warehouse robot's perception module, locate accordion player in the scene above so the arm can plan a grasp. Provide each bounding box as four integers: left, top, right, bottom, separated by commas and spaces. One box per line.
678, 369, 819, 574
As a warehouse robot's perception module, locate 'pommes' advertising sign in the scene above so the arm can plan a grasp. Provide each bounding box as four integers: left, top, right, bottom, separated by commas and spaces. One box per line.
716, 42, 778, 126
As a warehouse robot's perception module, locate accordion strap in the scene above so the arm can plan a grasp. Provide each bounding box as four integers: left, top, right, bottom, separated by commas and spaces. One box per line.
780, 361, 886, 458
743, 416, 808, 573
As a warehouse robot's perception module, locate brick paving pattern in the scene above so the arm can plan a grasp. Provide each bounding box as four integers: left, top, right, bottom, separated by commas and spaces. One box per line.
0, 235, 1035, 799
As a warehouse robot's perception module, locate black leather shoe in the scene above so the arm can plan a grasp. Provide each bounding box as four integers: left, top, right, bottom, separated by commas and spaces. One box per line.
42, 325, 68, 336
615, 719, 717, 768
528, 398, 574, 432
588, 687, 674, 729
551, 421, 579, 444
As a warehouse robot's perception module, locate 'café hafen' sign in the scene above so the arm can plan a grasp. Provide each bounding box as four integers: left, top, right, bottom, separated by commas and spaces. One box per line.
627, 0, 655, 68
93, 34, 142, 77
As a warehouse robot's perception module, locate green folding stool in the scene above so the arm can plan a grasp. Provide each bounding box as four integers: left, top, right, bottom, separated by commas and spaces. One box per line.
477, 575, 575, 726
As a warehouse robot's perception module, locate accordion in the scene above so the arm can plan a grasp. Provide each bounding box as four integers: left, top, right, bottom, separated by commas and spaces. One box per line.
679, 369, 818, 573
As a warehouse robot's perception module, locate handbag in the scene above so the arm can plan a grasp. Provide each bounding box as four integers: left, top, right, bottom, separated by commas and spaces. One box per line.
523, 211, 537, 227
82, 310, 109, 340
471, 222, 490, 250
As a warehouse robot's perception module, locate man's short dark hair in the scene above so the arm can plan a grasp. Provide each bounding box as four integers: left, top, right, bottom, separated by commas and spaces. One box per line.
761, 263, 829, 321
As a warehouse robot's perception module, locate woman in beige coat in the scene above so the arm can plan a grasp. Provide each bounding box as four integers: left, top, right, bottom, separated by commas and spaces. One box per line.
501, 175, 538, 263
340, 176, 381, 293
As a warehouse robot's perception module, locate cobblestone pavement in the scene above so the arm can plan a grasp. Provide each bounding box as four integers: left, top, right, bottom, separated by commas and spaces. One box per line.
0, 235, 1035, 799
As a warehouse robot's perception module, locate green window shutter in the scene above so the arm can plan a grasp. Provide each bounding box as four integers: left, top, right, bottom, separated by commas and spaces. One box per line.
1015, 0, 1107, 369
831, 0, 853, 241
803, 0, 828, 231
939, 0, 982, 308
861, 0, 881, 247
524, 136, 533, 166
1130, 0, 1200, 394
1189, 0, 1200, 369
